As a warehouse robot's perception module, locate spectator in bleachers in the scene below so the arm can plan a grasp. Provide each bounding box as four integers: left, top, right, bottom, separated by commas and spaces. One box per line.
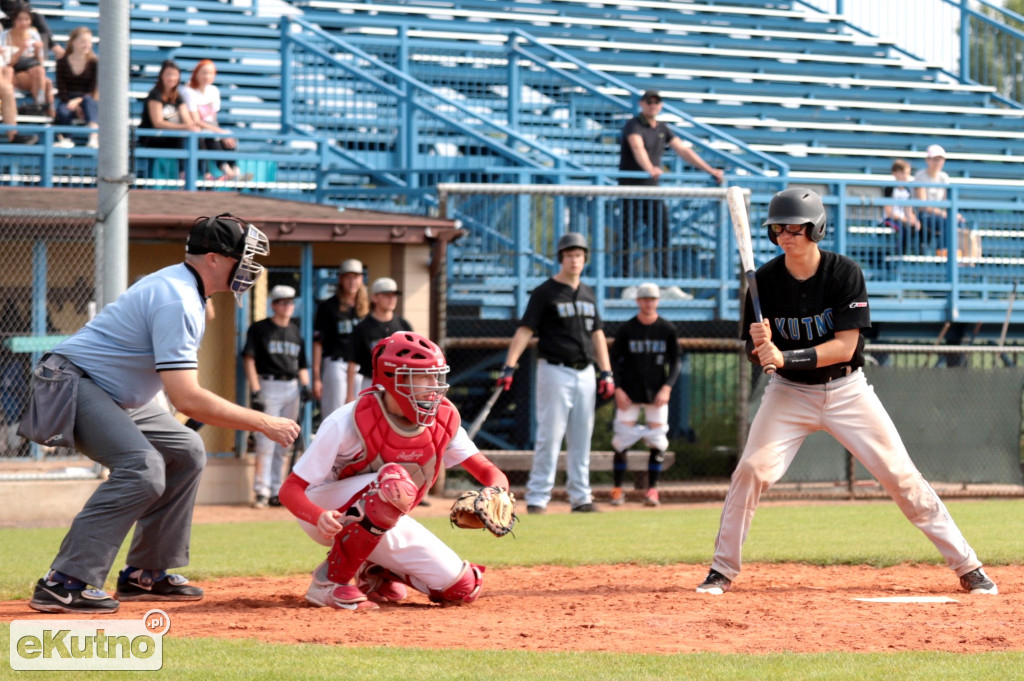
54, 26, 98, 149
138, 60, 200, 174
0, 1, 61, 59
914, 144, 964, 254
0, 3, 54, 116
618, 89, 723, 277
182, 59, 242, 181
881, 159, 921, 254
0, 41, 37, 144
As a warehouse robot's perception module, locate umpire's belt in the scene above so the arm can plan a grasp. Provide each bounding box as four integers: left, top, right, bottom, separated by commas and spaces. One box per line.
544, 359, 591, 370
259, 373, 296, 381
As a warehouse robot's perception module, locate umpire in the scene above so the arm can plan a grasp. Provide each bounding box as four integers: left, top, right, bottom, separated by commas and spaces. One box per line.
497, 233, 614, 514
22, 213, 301, 614
243, 284, 311, 509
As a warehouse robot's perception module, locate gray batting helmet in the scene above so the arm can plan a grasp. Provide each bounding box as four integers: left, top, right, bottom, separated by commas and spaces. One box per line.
556, 232, 589, 261
763, 187, 827, 245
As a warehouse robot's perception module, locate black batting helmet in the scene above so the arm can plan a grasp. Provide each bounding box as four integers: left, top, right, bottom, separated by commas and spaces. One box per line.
763, 187, 827, 245
556, 232, 589, 261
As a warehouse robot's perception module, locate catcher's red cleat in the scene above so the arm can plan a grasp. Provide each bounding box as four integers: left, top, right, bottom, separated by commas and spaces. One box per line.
330, 584, 379, 611
358, 564, 409, 603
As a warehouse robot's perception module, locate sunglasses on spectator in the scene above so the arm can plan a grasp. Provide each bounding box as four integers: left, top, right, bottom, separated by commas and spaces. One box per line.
769, 224, 808, 236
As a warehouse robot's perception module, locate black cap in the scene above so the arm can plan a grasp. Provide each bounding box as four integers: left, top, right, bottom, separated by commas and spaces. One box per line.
641, 89, 662, 102
186, 214, 247, 259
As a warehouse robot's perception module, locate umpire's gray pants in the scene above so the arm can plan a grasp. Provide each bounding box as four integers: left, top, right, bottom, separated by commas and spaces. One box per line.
51, 377, 207, 587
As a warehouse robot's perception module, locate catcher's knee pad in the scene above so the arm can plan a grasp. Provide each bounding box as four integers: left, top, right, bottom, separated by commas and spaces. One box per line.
364, 462, 419, 529
642, 423, 669, 452
429, 561, 485, 605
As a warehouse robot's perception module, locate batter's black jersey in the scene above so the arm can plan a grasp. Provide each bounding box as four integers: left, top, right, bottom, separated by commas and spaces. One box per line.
743, 250, 870, 384
243, 318, 308, 379
313, 296, 362, 361
611, 315, 681, 404
618, 115, 675, 186
352, 314, 413, 378
520, 278, 603, 365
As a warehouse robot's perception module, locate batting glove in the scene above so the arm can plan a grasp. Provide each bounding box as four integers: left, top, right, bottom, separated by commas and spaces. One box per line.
300, 385, 313, 403
597, 371, 615, 400
496, 365, 515, 392
250, 390, 265, 412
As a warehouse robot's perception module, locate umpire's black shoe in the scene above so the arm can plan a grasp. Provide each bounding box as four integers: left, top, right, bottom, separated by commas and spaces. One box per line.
570, 502, 600, 513
115, 569, 204, 602
696, 568, 732, 595
29, 576, 120, 614
268, 495, 282, 507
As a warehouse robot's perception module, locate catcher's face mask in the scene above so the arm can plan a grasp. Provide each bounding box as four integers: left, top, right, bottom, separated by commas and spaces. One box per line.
394, 366, 450, 427
228, 223, 270, 307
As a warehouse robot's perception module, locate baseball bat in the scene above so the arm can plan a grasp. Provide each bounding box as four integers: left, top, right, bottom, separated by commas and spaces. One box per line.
466, 385, 504, 440
727, 186, 776, 375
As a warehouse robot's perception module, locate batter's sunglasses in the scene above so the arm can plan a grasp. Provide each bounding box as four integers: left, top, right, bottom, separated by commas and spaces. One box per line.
769, 224, 808, 236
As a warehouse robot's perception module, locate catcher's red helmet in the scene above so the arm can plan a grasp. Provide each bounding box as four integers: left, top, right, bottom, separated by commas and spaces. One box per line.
371, 331, 450, 426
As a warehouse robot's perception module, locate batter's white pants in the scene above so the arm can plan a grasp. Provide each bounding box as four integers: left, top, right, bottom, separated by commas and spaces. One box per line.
319, 358, 350, 418
711, 369, 981, 582
253, 378, 300, 498
612, 402, 669, 452
297, 473, 465, 594
526, 360, 596, 509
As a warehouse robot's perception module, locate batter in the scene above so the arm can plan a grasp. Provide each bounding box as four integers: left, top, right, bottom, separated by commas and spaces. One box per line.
696, 187, 997, 596
279, 331, 509, 610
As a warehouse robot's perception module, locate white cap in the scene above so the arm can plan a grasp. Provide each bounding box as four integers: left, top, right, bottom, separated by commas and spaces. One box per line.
635, 282, 660, 299
370, 277, 400, 295
269, 284, 296, 302
339, 258, 363, 275
925, 144, 946, 159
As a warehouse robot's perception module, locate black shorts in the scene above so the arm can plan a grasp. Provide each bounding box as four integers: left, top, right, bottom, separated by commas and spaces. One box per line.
13, 56, 41, 73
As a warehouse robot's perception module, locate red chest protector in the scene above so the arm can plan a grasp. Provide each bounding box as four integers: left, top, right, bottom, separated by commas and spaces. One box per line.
344, 390, 460, 502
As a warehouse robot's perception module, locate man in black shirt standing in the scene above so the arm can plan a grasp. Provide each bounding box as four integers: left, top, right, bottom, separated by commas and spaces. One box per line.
312, 259, 367, 418
243, 285, 310, 508
618, 89, 723, 277
348, 277, 413, 403
497, 233, 614, 514
609, 282, 680, 507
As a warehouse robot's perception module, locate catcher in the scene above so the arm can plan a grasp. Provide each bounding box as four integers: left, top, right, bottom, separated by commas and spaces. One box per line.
278, 331, 514, 611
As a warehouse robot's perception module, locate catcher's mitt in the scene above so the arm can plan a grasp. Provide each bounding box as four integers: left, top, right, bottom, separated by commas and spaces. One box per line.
450, 486, 517, 537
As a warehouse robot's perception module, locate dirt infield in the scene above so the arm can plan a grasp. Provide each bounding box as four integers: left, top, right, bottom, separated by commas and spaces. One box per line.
3, 503, 1021, 654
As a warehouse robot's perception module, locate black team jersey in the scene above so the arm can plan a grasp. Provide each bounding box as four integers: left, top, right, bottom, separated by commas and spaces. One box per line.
243, 319, 307, 379
520, 278, 602, 365
743, 250, 871, 384
611, 315, 681, 404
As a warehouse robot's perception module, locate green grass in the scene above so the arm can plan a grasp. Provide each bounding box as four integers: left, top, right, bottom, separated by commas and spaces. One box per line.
3, 499, 1023, 679
1, 631, 1021, 681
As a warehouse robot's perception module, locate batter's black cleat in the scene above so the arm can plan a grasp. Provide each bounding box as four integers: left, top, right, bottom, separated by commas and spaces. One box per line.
571, 502, 600, 513
696, 568, 732, 595
527, 505, 546, 515
115, 569, 204, 602
29, 575, 120, 614
959, 568, 998, 595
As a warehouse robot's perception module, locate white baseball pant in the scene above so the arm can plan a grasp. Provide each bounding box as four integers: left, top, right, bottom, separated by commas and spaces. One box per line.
612, 403, 669, 452
253, 378, 300, 498
319, 358, 350, 418
526, 360, 595, 509
297, 473, 464, 594
711, 369, 982, 582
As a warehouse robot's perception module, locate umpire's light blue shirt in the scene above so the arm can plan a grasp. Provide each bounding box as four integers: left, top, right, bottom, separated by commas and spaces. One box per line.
55, 263, 207, 409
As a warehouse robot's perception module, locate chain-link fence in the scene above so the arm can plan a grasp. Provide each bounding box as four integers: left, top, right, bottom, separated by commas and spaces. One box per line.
441, 338, 1024, 498
0, 209, 98, 467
